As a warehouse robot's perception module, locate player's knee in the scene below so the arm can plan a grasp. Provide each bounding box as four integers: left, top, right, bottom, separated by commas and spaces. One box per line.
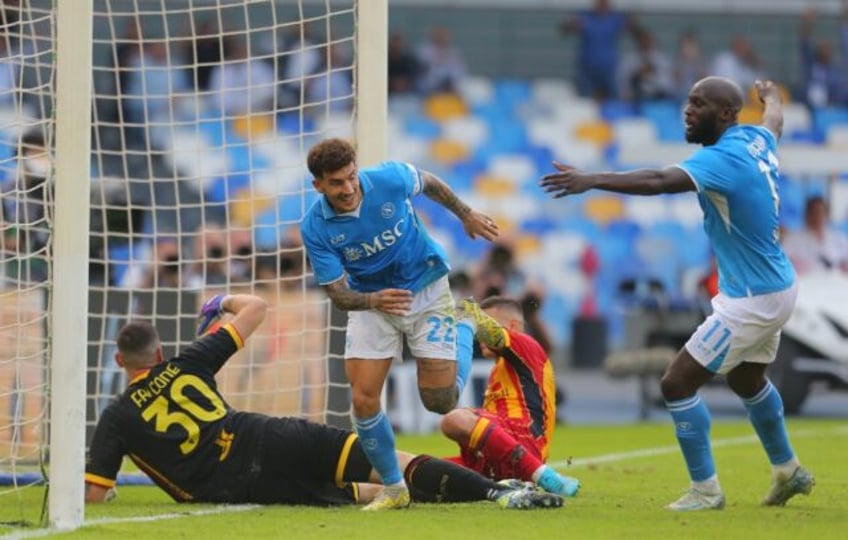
420, 385, 458, 414
350, 386, 382, 416
440, 409, 473, 441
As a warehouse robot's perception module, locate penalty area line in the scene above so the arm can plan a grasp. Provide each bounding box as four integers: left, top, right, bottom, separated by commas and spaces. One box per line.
549, 425, 848, 470
1, 504, 259, 540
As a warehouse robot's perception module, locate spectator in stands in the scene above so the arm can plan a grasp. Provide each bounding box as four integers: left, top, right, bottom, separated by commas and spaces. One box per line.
415, 26, 467, 95
473, 241, 527, 301
711, 36, 764, 93
0, 129, 50, 283
782, 195, 848, 274
276, 22, 323, 108
388, 31, 420, 95
673, 31, 708, 102
142, 237, 201, 290
617, 28, 674, 106
0, 29, 20, 108
306, 41, 354, 115
187, 19, 222, 92
520, 287, 555, 356
207, 35, 276, 117
124, 40, 191, 148
193, 225, 230, 286
797, 8, 848, 109
559, 0, 634, 101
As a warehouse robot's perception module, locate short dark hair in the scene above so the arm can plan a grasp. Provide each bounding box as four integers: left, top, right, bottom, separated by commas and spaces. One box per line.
307, 138, 356, 178
116, 320, 160, 366
479, 295, 522, 313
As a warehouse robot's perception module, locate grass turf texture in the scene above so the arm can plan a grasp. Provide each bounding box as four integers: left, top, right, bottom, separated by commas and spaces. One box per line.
1, 418, 846, 539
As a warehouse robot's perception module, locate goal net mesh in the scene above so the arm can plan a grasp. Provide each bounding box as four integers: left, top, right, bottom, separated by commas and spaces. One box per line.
1, 0, 357, 500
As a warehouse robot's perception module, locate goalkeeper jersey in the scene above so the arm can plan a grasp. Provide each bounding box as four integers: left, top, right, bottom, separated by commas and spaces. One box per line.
85, 324, 247, 502
482, 329, 557, 460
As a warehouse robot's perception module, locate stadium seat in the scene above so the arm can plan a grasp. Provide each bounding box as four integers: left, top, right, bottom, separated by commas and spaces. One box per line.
613, 117, 657, 149
423, 92, 468, 122
493, 78, 532, 111
530, 78, 577, 106
600, 100, 639, 121
487, 153, 537, 186
641, 101, 684, 142
442, 115, 489, 148
574, 120, 613, 146
813, 107, 848, 141
231, 113, 274, 139
738, 105, 762, 125
457, 76, 494, 107
404, 115, 442, 139
429, 138, 470, 165
229, 188, 276, 227
584, 195, 624, 225
826, 125, 848, 148
624, 195, 672, 226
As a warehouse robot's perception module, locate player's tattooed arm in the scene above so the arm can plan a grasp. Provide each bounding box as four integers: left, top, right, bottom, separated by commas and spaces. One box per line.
420, 170, 471, 219
324, 279, 372, 311
420, 169, 499, 241
324, 279, 413, 315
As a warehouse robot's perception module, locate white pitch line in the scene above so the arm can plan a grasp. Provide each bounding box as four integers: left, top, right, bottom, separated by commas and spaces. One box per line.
549, 425, 848, 470
1, 505, 259, 540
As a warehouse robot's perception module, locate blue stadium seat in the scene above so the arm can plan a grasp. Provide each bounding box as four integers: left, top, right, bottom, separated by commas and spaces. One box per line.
493, 78, 532, 111
404, 115, 441, 139
812, 107, 848, 141
277, 111, 316, 134
641, 100, 684, 142
600, 100, 639, 122
254, 190, 320, 249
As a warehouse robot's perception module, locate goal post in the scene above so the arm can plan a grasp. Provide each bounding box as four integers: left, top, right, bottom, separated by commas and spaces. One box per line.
49, 0, 93, 530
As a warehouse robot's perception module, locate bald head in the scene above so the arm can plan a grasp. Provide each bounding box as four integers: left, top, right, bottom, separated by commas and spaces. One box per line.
692, 76, 744, 114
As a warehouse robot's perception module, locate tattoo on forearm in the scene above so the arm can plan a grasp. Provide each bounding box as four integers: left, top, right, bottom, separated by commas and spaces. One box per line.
325, 282, 371, 311
422, 172, 471, 218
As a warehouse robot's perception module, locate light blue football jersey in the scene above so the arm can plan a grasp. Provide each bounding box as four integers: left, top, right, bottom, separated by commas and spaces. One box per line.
676, 125, 795, 298
300, 161, 450, 293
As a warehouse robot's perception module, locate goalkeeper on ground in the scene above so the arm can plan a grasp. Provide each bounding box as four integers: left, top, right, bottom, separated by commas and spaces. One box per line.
84, 293, 563, 510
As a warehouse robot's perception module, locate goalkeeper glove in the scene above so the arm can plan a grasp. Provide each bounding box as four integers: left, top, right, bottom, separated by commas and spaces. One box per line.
197, 294, 227, 336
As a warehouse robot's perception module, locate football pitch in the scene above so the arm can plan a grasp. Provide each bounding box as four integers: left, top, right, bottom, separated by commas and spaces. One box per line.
1, 418, 846, 539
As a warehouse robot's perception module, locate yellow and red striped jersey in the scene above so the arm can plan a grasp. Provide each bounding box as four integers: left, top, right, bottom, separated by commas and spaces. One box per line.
481, 328, 556, 460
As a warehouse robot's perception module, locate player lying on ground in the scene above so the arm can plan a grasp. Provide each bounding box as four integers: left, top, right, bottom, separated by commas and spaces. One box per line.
84, 294, 562, 510
442, 296, 580, 497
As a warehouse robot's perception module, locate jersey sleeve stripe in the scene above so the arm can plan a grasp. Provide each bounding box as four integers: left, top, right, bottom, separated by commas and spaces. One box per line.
84, 472, 116, 488
335, 432, 359, 485
222, 323, 244, 350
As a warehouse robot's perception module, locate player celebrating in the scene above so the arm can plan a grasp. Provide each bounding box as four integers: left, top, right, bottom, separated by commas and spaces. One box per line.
540, 77, 814, 510
85, 294, 563, 510
299, 138, 499, 510
441, 296, 580, 497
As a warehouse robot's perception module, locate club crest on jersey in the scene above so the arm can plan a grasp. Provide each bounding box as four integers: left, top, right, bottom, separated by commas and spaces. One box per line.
330, 233, 345, 246
343, 246, 364, 262
380, 202, 395, 219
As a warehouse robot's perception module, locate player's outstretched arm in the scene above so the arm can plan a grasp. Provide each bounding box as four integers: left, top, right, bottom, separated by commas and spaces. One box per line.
540, 162, 693, 199
221, 294, 268, 342
420, 169, 499, 241
755, 79, 784, 141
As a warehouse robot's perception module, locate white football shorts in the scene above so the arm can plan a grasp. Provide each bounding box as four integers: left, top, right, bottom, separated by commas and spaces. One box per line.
344, 275, 457, 362
685, 282, 798, 375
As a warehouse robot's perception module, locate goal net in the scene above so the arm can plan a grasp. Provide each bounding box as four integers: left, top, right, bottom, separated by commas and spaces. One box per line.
1, 0, 383, 529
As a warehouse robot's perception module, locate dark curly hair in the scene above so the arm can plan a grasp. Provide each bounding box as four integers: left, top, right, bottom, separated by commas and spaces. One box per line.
307, 138, 356, 178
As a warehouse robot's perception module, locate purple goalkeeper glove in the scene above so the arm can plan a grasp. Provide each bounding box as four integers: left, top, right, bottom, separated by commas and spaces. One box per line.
197, 294, 227, 336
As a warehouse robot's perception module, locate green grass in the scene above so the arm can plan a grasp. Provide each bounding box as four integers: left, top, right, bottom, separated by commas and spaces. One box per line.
2, 418, 846, 539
